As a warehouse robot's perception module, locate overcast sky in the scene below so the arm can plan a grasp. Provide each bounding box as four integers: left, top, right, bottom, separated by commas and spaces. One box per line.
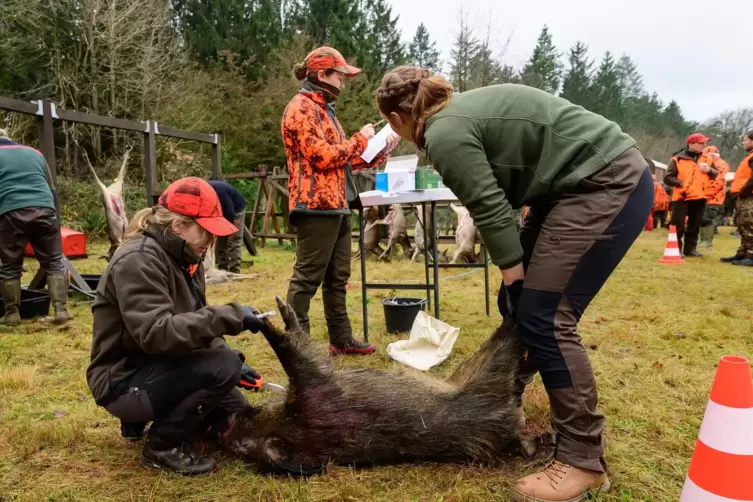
387, 0, 752, 124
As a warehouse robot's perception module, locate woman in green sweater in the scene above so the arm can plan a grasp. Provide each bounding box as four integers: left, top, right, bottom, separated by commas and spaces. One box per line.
376, 67, 653, 502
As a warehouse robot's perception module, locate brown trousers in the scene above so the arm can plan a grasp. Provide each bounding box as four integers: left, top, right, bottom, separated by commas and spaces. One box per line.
0, 207, 65, 281
215, 210, 245, 274
515, 147, 653, 473
286, 213, 353, 346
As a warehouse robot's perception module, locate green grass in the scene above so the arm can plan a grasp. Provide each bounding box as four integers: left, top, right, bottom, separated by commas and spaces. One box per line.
1, 228, 751, 501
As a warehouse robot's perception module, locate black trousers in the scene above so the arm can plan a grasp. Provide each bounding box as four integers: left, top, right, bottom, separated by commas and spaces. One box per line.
0, 207, 65, 280
670, 199, 706, 254
102, 348, 249, 447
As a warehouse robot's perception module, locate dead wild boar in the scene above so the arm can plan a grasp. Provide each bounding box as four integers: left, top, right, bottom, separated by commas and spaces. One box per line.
218, 297, 526, 475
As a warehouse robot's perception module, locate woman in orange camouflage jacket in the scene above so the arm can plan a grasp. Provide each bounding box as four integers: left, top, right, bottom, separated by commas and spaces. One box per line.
281, 46, 399, 355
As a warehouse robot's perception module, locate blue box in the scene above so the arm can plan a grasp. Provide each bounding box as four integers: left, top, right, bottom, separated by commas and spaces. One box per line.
375, 172, 388, 192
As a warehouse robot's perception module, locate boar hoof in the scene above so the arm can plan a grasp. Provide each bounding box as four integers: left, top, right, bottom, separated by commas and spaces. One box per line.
274, 296, 300, 331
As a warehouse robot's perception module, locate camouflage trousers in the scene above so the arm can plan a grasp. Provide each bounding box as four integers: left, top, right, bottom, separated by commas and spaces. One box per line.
735, 198, 753, 257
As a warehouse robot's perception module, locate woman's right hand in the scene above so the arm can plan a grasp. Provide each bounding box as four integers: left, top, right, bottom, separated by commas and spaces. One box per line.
360, 124, 376, 140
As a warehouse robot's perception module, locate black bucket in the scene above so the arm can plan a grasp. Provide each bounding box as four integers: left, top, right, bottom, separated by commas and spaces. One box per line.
0, 288, 51, 319
382, 297, 428, 334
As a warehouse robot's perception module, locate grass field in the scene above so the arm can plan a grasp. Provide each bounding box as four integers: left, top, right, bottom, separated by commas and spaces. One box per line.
1, 228, 751, 501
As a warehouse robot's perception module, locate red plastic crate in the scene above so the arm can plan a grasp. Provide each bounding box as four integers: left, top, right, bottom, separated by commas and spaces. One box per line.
24, 227, 87, 259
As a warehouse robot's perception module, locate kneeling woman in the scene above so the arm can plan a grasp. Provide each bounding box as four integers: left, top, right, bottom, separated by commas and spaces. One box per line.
376, 68, 653, 502
87, 177, 265, 475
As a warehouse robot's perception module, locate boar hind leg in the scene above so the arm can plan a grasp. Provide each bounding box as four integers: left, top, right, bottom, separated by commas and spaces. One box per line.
446, 320, 523, 390
260, 297, 334, 385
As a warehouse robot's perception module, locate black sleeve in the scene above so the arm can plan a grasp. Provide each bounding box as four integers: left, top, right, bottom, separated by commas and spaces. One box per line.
230, 185, 247, 214
664, 159, 683, 188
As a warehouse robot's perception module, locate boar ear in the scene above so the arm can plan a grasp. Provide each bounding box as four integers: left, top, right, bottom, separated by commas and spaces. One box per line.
264, 437, 324, 477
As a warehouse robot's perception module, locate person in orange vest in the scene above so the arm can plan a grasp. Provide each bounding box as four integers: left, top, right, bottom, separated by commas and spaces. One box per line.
664, 133, 719, 256
646, 158, 670, 229
698, 146, 730, 247
721, 130, 753, 265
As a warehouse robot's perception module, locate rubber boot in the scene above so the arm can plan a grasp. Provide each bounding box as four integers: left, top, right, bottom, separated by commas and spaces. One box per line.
697, 225, 713, 248
46, 274, 71, 325
0, 279, 22, 326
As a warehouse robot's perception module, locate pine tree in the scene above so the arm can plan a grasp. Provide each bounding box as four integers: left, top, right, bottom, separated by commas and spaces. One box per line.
409, 23, 441, 73
520, 25, 563, 94
662, 100, 690, 137
615, 55, 644, 99
591, 51, 623, 122
560, 41, 594, 108
301, 0, 362, 62
362, 0, 405, 77
449, 7, 477, 92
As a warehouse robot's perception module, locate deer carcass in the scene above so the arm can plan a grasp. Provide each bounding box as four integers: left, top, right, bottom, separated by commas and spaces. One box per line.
352, 206, 384, 260
364, 204, 412, 261
80, 145, 130, 261
450, 204, 481, 264
203, 243, 258, 285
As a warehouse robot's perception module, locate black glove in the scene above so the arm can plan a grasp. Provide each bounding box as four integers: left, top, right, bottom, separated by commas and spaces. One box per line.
238, 363, 261, 389
240, 305, 264, 333
232, 349, 246, 363
497, 280, 524, 320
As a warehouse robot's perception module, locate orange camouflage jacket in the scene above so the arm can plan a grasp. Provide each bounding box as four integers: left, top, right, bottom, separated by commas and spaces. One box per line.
281, 83, 387, 216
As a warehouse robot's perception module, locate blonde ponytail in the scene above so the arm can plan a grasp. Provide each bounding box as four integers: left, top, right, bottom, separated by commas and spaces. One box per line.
125, 205, 210, 245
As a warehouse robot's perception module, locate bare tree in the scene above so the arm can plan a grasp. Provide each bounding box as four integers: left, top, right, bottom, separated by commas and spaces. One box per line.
703, 108, 753, 166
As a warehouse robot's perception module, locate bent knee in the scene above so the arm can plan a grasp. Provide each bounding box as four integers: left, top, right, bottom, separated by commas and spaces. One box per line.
204, 349, 243, 389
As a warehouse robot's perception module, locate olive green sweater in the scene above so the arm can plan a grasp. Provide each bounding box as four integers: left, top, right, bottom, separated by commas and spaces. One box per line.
424, 84, 637, 268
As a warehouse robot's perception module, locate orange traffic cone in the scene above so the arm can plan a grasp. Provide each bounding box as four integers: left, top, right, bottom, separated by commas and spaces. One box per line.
659, 225, 684, 264
680, 355, 753, 501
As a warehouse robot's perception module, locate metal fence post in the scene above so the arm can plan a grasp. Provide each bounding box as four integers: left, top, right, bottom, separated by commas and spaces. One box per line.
211, 133, 221, 179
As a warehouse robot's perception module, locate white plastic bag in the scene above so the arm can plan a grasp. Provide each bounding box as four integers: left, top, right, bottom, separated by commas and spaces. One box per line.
386, 311, 460, 371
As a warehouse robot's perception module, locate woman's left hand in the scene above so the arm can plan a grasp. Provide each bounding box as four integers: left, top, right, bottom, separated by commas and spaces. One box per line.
383, 134, 401, 153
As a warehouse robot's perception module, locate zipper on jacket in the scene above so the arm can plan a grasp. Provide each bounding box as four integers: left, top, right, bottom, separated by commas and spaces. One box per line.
549, 234, 615, 244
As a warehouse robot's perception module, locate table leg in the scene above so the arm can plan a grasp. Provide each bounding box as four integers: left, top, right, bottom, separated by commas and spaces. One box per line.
359, 208, 369, 342
431, 201, 439, 319
422, 202, 431, 311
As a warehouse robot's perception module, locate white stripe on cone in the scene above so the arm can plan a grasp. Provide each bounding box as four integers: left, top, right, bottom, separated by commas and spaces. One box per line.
680, 477, 744, 502
697, 400, 753, 455
668, 234, 678, 242
665, 248, 681, 257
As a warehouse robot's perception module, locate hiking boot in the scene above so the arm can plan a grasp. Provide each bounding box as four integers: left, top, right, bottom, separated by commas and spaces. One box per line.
721, 253, 746, 263
0, 279, 22, 326
46, 274, 71, 325
697, 241, 712, 248
685, 250, 703, 257
511, 460, 611, 502
329, 339, 376, 356
140, 441, 216, 476
732, 257, 753, 267
121, 421, 148, 441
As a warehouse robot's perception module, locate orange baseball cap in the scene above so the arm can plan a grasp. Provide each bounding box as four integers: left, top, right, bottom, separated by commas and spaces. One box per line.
687, 133, 711, 144
158, 177, 238, 237
305, 46, 361, 77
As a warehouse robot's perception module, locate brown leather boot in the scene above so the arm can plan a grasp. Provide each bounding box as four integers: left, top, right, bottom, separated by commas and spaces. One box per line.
46, 274, 71, 325
0, 279, 22, 326
511, 460, 610, 502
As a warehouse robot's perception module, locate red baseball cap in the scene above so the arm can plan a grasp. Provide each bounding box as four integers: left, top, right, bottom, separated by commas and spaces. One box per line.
158, 177, 238, 237
305, 46, 361, 77
687, 133, 711, 145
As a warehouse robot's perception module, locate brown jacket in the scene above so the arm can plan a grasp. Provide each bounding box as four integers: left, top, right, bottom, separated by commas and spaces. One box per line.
86, 227, 245, 406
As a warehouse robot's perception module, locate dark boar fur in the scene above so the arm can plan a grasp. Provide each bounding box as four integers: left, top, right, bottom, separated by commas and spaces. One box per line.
218, 297, 526, 476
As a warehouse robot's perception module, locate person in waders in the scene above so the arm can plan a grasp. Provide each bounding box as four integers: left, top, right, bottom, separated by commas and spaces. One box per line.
281, 46, 400, 355
86, 177, 267, 475
375, 66, 653, 502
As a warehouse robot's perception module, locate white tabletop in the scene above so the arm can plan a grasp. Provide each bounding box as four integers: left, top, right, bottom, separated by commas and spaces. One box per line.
358, 188, 458, 206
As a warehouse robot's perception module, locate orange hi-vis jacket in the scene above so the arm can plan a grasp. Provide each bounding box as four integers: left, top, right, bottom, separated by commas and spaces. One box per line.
731, 151, 753, 196
281, 84, 387, 216
665, 149, 718, 202
652, 176, 670, 212
702, 150, 730, 205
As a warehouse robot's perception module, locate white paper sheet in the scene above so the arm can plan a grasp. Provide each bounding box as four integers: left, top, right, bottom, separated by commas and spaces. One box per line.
386, 311, 460, 371
360, 124, 394, 163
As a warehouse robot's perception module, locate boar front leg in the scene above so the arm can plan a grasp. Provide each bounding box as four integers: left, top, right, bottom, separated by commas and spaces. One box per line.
259, 297, 334, 387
